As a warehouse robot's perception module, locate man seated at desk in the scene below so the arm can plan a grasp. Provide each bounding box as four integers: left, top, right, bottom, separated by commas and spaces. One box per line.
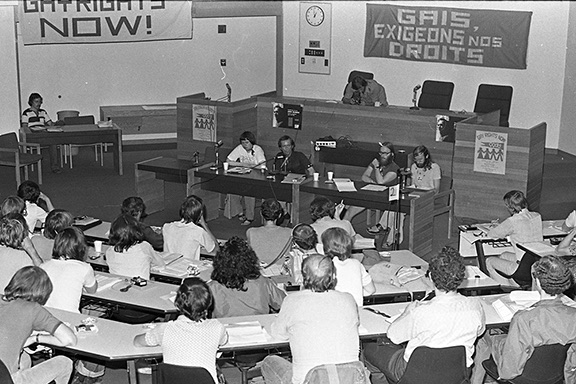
273, 135, 315, 176
342, 76, 388, 107
471, 256, 576, 384
363, 246, 486, 384
261, 254, 364, 384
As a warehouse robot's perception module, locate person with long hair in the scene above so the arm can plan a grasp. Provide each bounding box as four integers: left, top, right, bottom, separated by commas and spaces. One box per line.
0, 266, 76, 384
120, 196, 163, 251
31, 209, 74, 262
208, 236, 285, 318
17, 180, 55, 233
408, 145, 441, 193
0, 196, 44, 265
134, 277, 228, 384
106, 214, 165, 279
162, 195, 219, 260
287, 224, 319, 285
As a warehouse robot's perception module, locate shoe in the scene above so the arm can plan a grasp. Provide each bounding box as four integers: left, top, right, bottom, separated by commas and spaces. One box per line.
367, 224, 385, 234
238, 214, 247, 222
240, 218, 253, 226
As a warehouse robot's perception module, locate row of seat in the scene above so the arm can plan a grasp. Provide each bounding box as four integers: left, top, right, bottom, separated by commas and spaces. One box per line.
346, 70, 513, 127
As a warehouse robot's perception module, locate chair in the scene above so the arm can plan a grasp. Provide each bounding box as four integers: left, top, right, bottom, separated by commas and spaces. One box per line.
0, 359, 14, 384
303, 361, 370, 384
154, 363, 215, 384
61, 115, 104, 168
482, 343, 570, 384
396, 346, 470, 384
343, 70, 374, 96
0, 132, 42, 186
233, 352, 266, 384
418, 80, 455, 110
508, 251, 540, 289
474, 84, 513, 127
434, 177, 455, 239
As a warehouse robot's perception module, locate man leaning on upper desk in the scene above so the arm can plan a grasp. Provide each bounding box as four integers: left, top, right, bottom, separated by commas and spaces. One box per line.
342, 75, 388, 107
471, 256, 576, 384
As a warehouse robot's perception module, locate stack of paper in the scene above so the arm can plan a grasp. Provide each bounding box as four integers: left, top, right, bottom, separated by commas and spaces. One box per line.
225, 321, 268, 344
333, 178, 357, 192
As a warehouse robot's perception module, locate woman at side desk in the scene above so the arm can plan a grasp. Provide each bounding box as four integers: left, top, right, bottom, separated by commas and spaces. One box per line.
134, 277, 228, 384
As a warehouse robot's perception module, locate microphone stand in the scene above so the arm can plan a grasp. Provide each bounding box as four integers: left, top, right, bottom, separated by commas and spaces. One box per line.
410, 88, 420, 110
210, 143, 221, 170
391, 170, 408, 250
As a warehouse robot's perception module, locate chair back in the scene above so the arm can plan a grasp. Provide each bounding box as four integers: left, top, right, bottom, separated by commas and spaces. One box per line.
347, 70, 374, 84
482, 343, 570, 384
303, 361, 370, 384
0, 359, 14, 384
510, 251, 540, 288
473, 84, 513, 127
57, 110, 80, 121
0, 133, 19, 150
418, 80, 455, 110
397, 346, 469, 384
154, 363, 215, 384
63, 115, 95, 125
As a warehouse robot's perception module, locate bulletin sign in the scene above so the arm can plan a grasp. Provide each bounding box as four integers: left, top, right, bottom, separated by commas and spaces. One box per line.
364, 4, 531, 69
19, 0, 192, 45
272, 103, 303, 130
192, 105, 217, 143
473, 130, 508, 175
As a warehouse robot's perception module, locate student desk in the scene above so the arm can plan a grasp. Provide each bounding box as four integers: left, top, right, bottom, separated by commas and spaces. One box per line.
83, 221, 111, 243
82, 271, 179, 321
47, 301, 391, 384
300, 178, 435, 256
20, 124, 123, 175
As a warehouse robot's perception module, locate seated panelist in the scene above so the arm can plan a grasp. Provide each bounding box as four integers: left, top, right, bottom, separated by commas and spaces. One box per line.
342, 76, 388, 107
273, 135, 316, 176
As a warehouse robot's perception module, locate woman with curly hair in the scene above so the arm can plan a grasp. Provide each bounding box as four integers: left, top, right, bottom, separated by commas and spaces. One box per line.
208, 236, 285, 318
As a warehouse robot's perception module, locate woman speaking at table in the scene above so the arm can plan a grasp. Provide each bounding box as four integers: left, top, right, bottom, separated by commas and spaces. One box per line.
225, 131, 267, 226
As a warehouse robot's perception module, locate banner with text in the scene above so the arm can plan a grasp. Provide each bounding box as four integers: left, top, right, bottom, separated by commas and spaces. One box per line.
20, 0, 192, 45
364, 4, 531, 69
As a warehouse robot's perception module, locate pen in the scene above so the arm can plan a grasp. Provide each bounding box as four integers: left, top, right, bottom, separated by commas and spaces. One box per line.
364, 307, 391, 318
166, 254, 184, 266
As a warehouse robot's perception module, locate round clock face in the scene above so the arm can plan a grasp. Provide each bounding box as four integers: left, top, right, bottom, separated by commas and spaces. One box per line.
306, 5, 325, 27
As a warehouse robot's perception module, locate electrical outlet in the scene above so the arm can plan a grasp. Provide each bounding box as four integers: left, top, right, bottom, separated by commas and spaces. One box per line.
220, 59, 226, 66
218, 24, 226, 33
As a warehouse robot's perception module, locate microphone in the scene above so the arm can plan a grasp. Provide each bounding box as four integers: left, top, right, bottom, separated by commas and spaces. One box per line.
214, 140, 224, 148
413, 84, 421, 92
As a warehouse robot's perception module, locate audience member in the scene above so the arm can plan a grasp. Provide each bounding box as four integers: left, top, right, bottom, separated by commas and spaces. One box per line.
408, 145, 441, 193
226, 131, 267, 225
363, 246, 485, 384
21, 93, 62, 173
310, 196, 355, 239
17, 180, 54, 233
121, 196, 163, 251
563, 209, 576, 231
246, 198, 292, 270
261, 254, 362, 384
342, 75, 388, 107
31, 209, 74, 262
208, 237, 285, 318
106, 214, 165, 280
41, 227, 97, 313
134, 277, 228, 384
273, 135, 316, 175
0, 196, 44, 263
162, 195, 219, 260
322, 227, 374, 306
0, 213, 41, 292
556, 226, 576, 256
471, 256, 576, 384
486, 190, 543, 285
286, 224, 319, 285
0, 266, 76, 384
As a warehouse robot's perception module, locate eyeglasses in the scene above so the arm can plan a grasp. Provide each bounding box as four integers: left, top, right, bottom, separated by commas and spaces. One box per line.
379, 151, 392, 156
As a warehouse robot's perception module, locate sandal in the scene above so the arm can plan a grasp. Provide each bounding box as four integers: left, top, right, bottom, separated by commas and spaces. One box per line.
238, 214, 247, 222
240, 218, 253, 226
367, 223, 385, 234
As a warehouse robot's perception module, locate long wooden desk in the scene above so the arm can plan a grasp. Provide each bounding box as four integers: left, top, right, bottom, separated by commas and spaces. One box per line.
82, 272, 179, 321
300, 177, 435, 256
20, 124, 123, 175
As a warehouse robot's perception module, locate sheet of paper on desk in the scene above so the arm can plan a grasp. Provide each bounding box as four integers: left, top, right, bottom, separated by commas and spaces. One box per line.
227, 167, 251, 174
476, 223, 497, 234
96, 275, 122, 292
465, 266, 485, 280
334, 179, 357, 192
361, 184, 388, 192
226, 321, 268, 344
525, 242, 556, 254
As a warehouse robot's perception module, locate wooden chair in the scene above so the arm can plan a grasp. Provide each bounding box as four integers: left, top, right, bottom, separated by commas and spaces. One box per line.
418, 80, 455, 110
154, 363, 215, 384
0, 132, 42, 186
474, 84, 513, 127
482, 343, 570, 384
397, 346, 470, 384
434, 177, 455, 239
343, 70, 374, 96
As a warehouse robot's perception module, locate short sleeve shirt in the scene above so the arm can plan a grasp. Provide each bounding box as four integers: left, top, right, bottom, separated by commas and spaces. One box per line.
274, 151, 311, 174
21, 108, 51, 130
42, 259, 97, 313
227, 144, 266, 167
410, 162, 441, 190
162, 220, 216, 261
105, 241, 157, 279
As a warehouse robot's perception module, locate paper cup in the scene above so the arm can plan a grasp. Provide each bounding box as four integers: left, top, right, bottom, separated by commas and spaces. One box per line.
375, 101, 382, 107
223, 162, 229, 171
327, 171, 334, 181
94, 240, 102, 253
313, 172, 319, 181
